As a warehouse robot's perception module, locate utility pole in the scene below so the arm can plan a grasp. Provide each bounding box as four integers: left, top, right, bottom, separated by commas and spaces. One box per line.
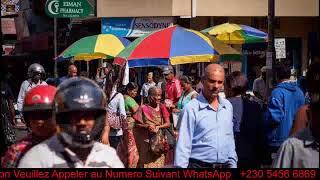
266, 0, 275, 96
54, 18, 58, 79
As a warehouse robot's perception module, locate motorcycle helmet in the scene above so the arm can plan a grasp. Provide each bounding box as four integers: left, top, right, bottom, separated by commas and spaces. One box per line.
23, 85, 57, 125
27, 63, 46, 79
54, 77, 107, 148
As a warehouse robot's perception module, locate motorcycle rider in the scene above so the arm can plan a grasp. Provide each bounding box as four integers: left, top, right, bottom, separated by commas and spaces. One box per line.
18, 77, 124, 168
2, 85, 57, 167
17, 63, 47, 125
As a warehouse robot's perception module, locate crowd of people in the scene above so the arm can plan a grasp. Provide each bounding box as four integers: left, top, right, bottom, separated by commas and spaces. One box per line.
0, 60, 318, 168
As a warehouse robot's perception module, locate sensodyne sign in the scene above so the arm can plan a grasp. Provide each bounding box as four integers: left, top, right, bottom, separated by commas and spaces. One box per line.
45, 0, 94, 18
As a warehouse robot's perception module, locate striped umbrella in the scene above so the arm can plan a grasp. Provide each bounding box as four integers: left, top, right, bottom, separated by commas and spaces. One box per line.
202, 23, 267, 44
55, 34, 130, 62
114, 25, 240, 67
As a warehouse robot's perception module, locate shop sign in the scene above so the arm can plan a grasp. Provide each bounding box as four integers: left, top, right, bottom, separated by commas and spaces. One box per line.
1, 18, 16, 34
1, 0, 20, 16
101, 17, 175, 37
45, 0, 94, 18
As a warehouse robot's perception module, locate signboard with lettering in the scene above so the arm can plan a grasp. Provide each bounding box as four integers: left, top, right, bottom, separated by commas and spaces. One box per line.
101, 17, 175, 37
45, 0, 94, 18
1, 18, 16, 34
275, 38, 286, 59
1, 0, 20, 16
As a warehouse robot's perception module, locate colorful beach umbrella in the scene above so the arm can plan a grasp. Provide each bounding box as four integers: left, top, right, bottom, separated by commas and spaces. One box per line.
202, 23, 267, 44
56, 34, 130, 62
114, 25, 240, 67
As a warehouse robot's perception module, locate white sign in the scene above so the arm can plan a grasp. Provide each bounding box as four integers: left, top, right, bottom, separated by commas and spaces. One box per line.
275, 38, 286, 59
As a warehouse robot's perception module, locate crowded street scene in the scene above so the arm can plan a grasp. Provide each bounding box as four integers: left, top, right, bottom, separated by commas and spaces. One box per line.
0, 0, 319, 171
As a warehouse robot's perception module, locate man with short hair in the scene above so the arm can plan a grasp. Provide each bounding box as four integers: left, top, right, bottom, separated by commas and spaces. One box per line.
58, 64, 78, 85
253, 66, 267, 102
272, 62, 320, 168
265, 65, 305, 163
18, 78, 124, 168
175, 64, 237, 168
163, 66, 182, 109
140, 72, 156, 104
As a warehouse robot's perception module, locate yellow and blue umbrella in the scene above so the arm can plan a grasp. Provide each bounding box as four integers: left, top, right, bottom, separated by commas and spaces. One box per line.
114, 25, 240, 67
202, 23, 267, 44
56, 34, 130, 62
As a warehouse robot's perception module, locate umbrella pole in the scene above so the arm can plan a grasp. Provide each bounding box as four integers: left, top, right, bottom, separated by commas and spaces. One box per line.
87, 61, 89, 77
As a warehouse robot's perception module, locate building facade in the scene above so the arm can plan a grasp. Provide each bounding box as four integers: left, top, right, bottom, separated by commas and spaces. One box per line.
97, 0, 319, 77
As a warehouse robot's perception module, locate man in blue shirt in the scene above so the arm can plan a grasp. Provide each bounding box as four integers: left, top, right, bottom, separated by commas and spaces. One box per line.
58, 64, 78, 85
175, 64, 237, 168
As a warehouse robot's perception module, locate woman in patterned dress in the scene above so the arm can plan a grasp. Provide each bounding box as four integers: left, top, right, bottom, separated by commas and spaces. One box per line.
117, 82, 140, 168
133, 86, 171, 168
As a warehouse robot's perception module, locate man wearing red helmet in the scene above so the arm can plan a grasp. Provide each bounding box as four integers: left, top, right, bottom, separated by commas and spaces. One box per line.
1, 85, 57, 168
18, 78, 124, 168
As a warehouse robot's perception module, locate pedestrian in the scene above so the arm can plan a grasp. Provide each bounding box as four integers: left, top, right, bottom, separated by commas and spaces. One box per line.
117, 82, 140, 168
272, 62, 320, 168
224, 71, 265, 168
0, 77, 16, 157
195, 76, 203, 93
162, 66, 182, 110
154, 70, 166, 101
1, 85, 57, 168
133, 86, 171, 168
253, 66, 267, 103
100, 68, 126, 148
175, 64, 237, 168
140, 72, 156, 105
58, 64, 78, 85
18, 77, 124, 168
17, 63, 47, 122
175, 75, 198, 111
95, 62, 113, 90
173, 75, 198, 129
265, 64, 305, 164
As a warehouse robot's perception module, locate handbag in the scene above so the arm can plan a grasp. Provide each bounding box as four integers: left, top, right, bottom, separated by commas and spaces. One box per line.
149, 130, 169, 156
106, 92, 125, 129
106, 110, 125, 129
148, 105, 174, 156
162, 127, 176, 149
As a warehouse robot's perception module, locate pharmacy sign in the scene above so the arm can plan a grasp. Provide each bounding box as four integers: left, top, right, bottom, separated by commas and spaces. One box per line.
45, 0, 94, 18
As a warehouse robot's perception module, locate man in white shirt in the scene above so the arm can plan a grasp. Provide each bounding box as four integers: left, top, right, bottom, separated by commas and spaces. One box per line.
140, 72, 156, 104
253, 66, 267, 102
17, 63, 47, 113
18, 77, 124, 168
17, 63, 47, 127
